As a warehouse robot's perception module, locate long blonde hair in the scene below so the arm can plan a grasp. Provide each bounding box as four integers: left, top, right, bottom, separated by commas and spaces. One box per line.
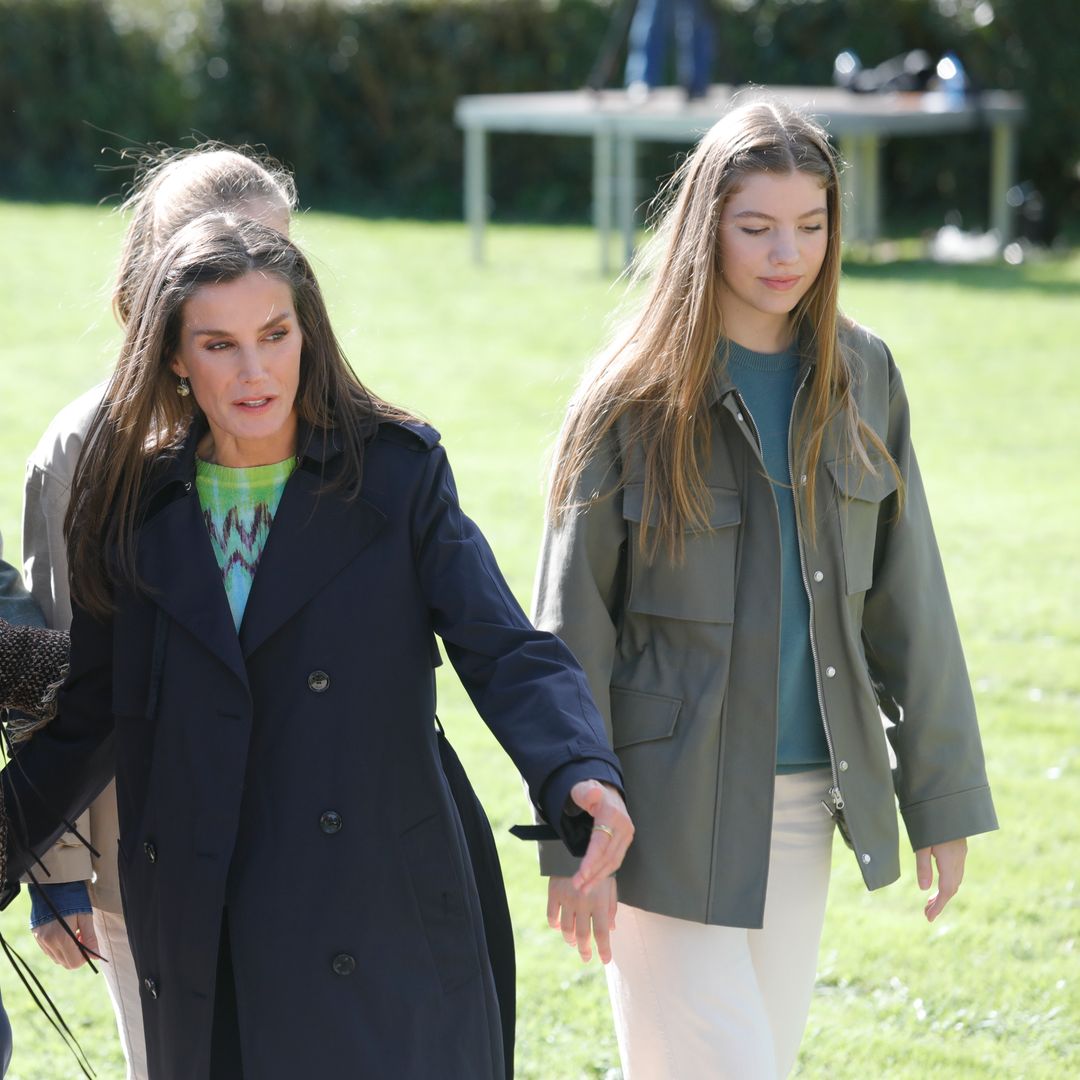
548, 99, 900, 556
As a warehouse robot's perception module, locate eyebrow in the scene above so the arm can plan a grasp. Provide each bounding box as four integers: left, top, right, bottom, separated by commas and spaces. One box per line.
190, 311, 292, 337
733, 208, 827, 221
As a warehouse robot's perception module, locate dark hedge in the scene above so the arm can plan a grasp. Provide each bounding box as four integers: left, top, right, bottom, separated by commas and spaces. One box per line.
0, 0, 1075, 234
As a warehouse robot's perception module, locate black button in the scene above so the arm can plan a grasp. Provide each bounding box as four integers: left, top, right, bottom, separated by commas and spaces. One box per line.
144, 841, 157, 863
144, 977, 158, 999
319, 811, 343, 835
331, 953, 356, 976
307, 670, 330, 693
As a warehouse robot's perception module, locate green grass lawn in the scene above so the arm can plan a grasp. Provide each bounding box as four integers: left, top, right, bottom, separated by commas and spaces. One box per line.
1, 202, 1077, 1079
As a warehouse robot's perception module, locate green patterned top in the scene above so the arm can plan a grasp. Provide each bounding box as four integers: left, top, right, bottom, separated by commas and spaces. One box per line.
195, 456, 297, 631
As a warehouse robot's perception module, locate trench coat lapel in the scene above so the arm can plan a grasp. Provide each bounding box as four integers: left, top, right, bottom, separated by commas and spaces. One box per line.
238, 437, 387, 660
136, 485, 249, 688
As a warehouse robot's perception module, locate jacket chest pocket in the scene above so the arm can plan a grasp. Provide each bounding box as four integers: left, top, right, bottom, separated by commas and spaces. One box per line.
621, 483, 741, 623
825, 458, 898, 595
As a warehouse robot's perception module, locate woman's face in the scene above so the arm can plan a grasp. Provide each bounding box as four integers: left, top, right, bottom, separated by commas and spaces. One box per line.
717, 169, 829, 351
171, 270, 302, 468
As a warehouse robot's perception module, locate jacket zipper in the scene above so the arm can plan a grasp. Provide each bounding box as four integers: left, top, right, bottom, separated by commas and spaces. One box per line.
786, 373, 845, 813
731, 383, 843, 814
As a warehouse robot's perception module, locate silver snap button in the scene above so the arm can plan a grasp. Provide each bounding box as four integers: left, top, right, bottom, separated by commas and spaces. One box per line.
825, 666, 837, 678
839, 760, 849, 771
736, 412, 745, 422
183, 481, 192, 493
813, 570, 824, 582
861, 853, 872, 865
800, 474, 808, 485
307, 670, 330, 693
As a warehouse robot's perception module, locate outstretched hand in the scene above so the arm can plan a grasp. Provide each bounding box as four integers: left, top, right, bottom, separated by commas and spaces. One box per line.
568, 779, 633, 895
916, 837, 967, 922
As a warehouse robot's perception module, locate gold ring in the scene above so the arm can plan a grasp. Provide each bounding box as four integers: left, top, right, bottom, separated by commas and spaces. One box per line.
593, 823, 615, 840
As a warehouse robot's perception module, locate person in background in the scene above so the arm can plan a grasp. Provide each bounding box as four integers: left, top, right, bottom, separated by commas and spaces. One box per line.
0, 530, 46, 1077
625, 0, 713, 100
533, 100, 996, 1078
20, 145, 297, 1080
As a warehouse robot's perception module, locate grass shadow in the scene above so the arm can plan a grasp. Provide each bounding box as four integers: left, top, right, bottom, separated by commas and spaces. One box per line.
841, 255, 1080, 296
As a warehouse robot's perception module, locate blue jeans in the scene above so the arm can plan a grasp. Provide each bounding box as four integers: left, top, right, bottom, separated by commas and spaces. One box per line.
625, 0, 713, 97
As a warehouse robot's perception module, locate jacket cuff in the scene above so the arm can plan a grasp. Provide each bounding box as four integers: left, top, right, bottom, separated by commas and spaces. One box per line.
28, 880, 93, 928
540, 757, 624, 859
901, 785, 999, 850
538, 838, 584, 878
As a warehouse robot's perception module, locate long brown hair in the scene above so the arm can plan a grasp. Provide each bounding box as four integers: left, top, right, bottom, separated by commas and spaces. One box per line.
548, 99, 900, 556
68, 214, 415, 617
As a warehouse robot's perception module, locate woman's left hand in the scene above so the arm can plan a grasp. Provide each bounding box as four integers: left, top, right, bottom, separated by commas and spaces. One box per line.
569, 780, 634, 895
916, 837, 967, 922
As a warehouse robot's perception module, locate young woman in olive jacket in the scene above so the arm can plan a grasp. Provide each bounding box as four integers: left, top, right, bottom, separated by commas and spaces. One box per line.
533, 100, 997, 1078
0, 215, 633, 1080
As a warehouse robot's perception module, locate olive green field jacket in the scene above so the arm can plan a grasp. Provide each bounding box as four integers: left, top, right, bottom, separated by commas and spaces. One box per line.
533, 323, 997, 929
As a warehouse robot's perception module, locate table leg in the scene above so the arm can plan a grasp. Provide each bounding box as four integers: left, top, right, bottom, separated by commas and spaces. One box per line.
839, 134, 861, 246
617, 134, 638, 268
594, 129, 614, 275
990, 122, 1018, 244
464, 124, 488, 264
858, 134, 881, 243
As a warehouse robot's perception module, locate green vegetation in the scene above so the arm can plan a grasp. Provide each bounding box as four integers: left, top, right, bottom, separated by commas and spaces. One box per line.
2, 0, 1077, 231
0, 202, 1077, 1078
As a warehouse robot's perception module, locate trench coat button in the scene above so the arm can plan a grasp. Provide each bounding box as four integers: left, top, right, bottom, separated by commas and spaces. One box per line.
825, 666, 837, 678
813, 570, 824, 583
144, 977, 158, 999
332, 953, 356, 976
861, 853, 872, 865
144, 841, 157, 863
839, 760, 849, 771
307, 670, 330, 693
319, 811, 343, 835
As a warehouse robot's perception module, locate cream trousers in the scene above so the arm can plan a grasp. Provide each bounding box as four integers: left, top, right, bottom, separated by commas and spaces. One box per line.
606, 768, 834, 1080
92, 907, 149, 1080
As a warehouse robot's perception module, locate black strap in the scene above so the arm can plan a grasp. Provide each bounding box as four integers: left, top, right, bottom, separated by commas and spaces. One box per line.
508, 823, 559, 842
0, 933, 96, 1078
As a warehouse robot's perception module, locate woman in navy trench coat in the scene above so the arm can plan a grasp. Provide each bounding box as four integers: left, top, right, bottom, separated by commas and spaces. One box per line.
0, 215, 631, 1079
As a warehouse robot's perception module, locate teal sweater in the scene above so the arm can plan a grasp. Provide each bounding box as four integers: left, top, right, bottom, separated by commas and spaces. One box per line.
726, 341, 829, 773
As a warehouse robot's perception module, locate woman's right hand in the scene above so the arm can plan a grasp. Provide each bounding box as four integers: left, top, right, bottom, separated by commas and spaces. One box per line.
547, 875, 618, 964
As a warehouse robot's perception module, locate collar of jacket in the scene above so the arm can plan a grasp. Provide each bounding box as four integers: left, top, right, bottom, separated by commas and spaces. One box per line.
704, 340, 816, 412
143, 417, 344, 520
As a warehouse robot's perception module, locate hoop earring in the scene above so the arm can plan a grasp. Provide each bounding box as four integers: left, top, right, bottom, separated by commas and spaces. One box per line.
176, 376, 191, 398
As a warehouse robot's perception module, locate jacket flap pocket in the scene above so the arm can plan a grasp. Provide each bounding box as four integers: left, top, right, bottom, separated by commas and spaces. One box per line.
610, 686, 681, 750
622, 484, 741, 531
826, 458, 898, 503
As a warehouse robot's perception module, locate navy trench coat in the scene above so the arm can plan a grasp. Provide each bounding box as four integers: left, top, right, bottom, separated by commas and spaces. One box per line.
2, 419, 622, 1080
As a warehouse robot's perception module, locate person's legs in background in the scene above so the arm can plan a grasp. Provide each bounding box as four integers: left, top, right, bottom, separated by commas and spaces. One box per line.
674, 0, 713, 98
625, 0, 672, 91
92, 908, 149, 1080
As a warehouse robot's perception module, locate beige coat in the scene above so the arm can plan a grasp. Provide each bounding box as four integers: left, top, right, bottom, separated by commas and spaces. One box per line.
534, 323, 997, 928
22, 381, 122, 913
